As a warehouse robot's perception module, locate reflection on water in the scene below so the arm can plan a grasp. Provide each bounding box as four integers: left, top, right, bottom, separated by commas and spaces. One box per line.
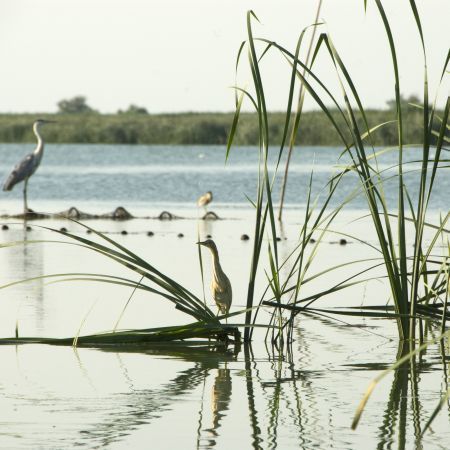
377, 342, 420, 450
199, 366, 232, 448
0, 214, 449, 448
78, 361, 210, 447
0, 323, 449, 448
210, 368, 232, 432
373, 339, 450, 450
2, 221, 46, 334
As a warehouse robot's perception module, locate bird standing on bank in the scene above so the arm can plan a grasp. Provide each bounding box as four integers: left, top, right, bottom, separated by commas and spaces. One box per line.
197, 239, 232, 317
3, 119, 55, 215
197, 191, 213, 213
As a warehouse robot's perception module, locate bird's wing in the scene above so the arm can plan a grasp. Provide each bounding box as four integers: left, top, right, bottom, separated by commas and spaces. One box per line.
2, 153, 36, 191
197, 194, 206, 206
212, 276, 232, 305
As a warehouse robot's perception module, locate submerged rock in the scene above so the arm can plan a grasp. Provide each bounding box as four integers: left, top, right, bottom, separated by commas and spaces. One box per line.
4, 209, 50, 220
202, 211, 219, 220
159, 211, 175, 220
111, 206, 133, 220
57, 207, 98, 220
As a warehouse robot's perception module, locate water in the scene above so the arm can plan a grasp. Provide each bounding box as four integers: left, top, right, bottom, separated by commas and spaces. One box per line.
0, 144, 448, 216
0, 144, 449, 449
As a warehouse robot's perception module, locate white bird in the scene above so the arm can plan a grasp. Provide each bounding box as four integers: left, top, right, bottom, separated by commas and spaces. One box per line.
197, 239, 232, 317
3, 119, 55, 214
197, 191, 213, 212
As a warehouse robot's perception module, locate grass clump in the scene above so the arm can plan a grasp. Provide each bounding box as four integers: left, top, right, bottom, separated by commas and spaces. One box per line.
226, 2, 449, 345
0, 221, 241, 347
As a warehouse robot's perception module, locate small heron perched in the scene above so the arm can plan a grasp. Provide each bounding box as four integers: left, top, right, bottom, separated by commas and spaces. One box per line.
197, 191, 213, 212
197, 239, 232, 317
3, 119, 55, 214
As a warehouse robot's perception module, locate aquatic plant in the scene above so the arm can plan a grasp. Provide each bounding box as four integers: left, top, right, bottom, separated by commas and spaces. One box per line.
0, 221, 241, 346
352, 329, 450, 434
223, 0, 449, 434
227, 1, 449, 344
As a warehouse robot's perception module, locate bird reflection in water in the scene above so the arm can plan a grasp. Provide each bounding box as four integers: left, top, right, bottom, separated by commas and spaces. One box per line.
203, 365, 232, 446
2, 222, 45, 333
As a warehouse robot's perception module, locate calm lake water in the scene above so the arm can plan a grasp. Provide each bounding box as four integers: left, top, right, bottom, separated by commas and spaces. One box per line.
0, 144, 448, 216
0, 144, 449, 449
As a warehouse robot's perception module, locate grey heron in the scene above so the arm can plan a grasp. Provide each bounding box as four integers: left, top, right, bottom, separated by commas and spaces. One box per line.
197, 239, 232, 317
197, 191, 213, 212
3, 119, 54, 214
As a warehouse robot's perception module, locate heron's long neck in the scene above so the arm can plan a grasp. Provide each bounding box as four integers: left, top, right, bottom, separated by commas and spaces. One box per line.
32, 123, 44, 157
209, 247, 223, 280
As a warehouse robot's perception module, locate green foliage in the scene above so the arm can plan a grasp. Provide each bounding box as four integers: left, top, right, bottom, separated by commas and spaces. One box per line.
118, 104, 148, 115
226, 3, 449, 347
385, 94, 421, 110
57, 96, 97, 114
0, 106, 438, 145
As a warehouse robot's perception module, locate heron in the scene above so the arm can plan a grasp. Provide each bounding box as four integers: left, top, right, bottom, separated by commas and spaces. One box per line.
3, 119, 55, 215
197, 239, 232, 318
197, 191, 213, 212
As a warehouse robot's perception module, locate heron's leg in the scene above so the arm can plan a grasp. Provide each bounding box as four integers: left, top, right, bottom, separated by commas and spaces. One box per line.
23, 178, 29, 214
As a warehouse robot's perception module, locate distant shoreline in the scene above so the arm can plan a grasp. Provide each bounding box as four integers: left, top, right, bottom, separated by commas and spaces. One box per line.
0, 109, 434, 146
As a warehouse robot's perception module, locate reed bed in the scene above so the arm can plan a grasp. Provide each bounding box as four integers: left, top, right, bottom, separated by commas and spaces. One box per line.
223, 0, 449, 433
226, 2, 449, 346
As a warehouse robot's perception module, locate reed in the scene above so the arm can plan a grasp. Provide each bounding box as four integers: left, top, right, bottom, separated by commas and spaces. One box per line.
227, 11, 349, 343
227, 2, 449, 343
352, 329, 450, 433
0, 221, 242, 346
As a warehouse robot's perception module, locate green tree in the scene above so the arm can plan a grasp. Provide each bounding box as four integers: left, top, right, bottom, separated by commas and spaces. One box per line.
118, 104, 148, 115
57, 96, 96, 114
386, 94, 421, 110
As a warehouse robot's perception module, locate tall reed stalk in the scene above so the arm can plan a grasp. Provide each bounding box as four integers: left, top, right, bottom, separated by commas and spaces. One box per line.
228, 1, 449, 342
278, 0, 323, 221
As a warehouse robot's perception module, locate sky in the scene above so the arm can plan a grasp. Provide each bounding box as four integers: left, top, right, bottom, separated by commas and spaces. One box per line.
0, 0, 448, 114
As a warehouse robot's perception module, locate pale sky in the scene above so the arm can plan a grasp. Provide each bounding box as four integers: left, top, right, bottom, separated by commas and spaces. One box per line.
0, 0, 448, 113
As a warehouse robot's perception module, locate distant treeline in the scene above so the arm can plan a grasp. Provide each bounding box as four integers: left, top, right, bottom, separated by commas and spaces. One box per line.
0, 107, 436, 146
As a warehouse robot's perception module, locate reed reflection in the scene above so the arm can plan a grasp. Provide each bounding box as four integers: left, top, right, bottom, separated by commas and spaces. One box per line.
80, 346, 237, 449
244, 343, 264, 449
376, 341, 424, 450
